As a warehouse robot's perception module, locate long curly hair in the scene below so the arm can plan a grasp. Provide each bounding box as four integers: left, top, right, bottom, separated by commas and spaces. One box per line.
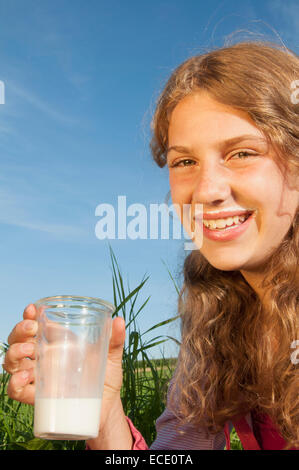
150, 41, 299, 449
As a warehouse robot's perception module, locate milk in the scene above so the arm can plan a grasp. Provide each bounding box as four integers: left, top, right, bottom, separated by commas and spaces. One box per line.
34, 398, 102, 440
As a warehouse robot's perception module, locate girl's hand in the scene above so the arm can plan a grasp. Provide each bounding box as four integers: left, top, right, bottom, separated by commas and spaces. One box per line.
2, 304, 37, 405
2, 304, 126, 423
3, 304, 131, 448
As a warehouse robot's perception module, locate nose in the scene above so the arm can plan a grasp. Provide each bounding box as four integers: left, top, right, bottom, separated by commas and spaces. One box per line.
192, 161, 231, 205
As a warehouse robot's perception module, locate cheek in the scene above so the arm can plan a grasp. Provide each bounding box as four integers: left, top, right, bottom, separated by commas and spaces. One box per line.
245, 170, 297, 237
237, 165, 280, 209
169, 174, 192, 205
169, 177, 193, 225
237, 165, 271, 191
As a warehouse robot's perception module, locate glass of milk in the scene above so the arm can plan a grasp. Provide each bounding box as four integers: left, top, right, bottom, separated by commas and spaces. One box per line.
33, 295, 114, 440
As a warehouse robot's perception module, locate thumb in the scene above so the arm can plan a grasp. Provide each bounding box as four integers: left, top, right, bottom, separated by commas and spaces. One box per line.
108, 316, 126, 362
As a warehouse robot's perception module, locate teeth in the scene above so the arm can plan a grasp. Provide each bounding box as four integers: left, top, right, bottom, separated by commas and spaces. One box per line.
203, 214, 248, 230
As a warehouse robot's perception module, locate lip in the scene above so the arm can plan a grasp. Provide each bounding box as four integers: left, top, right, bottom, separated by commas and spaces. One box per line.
201, 211, 256, 242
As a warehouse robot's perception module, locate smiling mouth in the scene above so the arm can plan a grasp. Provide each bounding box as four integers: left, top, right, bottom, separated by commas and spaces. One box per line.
202, 210, 254, 231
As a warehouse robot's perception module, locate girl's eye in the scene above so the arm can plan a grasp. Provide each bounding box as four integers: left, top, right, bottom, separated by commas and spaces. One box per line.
229, 151, 257, 160
172, 159, 196, 167
170, 152, 258, 168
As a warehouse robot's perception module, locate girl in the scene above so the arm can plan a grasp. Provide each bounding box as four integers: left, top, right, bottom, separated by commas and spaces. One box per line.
3, 40, 299, 450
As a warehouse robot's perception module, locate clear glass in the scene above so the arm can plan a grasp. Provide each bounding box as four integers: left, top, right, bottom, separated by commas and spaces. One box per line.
33, 295, 114, 440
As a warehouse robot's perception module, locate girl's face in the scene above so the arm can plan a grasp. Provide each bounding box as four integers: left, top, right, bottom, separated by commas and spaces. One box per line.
167, 91, 299, 274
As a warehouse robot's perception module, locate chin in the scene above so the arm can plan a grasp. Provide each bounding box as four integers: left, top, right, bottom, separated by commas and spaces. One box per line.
206, 257, 248, 272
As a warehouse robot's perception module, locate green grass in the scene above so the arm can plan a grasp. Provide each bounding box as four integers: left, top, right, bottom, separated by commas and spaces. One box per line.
0, 247, 242, 450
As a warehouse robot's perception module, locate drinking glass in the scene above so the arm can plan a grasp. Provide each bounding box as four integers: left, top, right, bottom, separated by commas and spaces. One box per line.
33, 295, 114, 440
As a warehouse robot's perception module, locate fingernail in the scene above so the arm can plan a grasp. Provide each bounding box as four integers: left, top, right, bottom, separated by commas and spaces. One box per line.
24, 320, 35, 331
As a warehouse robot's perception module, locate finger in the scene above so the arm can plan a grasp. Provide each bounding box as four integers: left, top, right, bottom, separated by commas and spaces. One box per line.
7, 319, 38, 346
109, 317, 126, 348
108, 317, 126, 362
43, 321, 79, 343
3, 342, 36, 374
6, 367, 35, 405
23, 303, 37, 321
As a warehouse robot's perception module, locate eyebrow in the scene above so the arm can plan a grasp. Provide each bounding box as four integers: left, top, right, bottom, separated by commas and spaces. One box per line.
166, 134, 268, 156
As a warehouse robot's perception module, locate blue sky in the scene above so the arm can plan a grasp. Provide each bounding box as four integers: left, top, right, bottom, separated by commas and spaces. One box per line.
0, 0, 298, 359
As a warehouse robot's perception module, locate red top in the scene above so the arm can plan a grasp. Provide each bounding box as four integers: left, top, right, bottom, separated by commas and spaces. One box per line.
86, 412, 298, 450
228, 410, 298, 450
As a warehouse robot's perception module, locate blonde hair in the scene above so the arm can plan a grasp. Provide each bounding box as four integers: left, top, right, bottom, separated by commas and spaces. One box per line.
150, 41, 299, 449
